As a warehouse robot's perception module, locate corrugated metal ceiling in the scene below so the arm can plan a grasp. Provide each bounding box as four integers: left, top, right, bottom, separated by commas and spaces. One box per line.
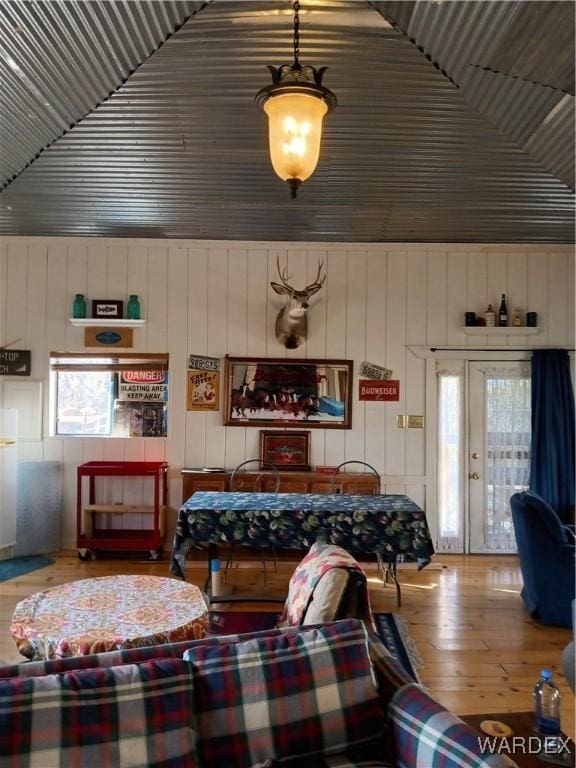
0, 0, 573, 243
0, 0, 206, 185
373, 0, 575, 189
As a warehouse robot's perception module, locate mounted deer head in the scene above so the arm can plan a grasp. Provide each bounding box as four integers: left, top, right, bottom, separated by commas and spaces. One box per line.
270, 257, 326, 349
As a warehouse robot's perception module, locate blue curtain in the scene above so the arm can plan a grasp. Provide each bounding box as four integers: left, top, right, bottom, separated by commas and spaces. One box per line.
529, 349, 575, 523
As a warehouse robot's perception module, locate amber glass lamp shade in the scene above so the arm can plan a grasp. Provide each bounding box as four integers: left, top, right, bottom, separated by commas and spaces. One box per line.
263, 92, 328, 185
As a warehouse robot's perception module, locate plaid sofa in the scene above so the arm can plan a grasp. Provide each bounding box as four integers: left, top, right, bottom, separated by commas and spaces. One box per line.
0, 619, 517, 768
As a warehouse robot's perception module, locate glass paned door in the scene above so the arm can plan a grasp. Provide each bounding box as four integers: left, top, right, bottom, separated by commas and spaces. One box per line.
469, 362, 531, 553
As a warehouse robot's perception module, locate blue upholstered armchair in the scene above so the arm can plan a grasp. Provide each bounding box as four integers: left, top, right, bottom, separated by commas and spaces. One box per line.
510, 491, 575, 627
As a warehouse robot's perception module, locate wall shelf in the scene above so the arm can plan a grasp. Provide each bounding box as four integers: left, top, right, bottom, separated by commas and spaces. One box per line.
69, 318, 146, 328
462, 326, 540, 335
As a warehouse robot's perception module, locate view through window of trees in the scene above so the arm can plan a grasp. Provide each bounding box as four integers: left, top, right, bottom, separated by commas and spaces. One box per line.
57, 370, 113, 435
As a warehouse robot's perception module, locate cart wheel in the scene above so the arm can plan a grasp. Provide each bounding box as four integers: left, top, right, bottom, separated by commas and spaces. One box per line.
148, 548, 161, 561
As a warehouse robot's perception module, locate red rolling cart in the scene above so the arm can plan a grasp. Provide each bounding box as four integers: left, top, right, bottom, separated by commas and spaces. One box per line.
76, 461, 168, 560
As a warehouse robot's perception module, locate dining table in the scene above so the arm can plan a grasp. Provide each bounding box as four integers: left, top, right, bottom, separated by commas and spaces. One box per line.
169, 491, 435, 606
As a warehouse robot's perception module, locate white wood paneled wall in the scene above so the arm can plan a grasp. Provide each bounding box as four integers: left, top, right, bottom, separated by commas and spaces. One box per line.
0, 237, 573, 548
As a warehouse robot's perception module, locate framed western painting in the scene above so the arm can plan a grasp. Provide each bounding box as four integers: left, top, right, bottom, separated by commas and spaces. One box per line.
223, 356, 353, 429
260, 430, 310, 470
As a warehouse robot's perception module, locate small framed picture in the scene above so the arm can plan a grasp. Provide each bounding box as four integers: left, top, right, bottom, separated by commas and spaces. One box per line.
92, 300, 123, 319
259, 430, 311, 471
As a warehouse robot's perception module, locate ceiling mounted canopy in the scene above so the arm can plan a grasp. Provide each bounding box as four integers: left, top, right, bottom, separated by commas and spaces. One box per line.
255, 1, 337, 198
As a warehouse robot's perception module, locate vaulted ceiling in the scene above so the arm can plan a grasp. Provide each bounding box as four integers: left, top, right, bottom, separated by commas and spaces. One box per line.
0, 0, 574, 243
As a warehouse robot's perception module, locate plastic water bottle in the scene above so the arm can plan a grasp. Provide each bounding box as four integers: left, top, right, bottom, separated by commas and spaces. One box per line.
534, 669, 562, 753
210, 558, 222, 597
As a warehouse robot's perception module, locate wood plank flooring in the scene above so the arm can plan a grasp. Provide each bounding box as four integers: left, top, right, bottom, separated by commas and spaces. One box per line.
1, 552, 573, 738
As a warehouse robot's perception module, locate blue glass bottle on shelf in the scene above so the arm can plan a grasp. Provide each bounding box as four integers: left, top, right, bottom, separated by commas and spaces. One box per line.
127, 294, 141, 319
72, 294, 86, 318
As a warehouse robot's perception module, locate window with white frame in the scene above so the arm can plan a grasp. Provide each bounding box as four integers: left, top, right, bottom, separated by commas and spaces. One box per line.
437, 363, 464, 552
50, 353, 169, 437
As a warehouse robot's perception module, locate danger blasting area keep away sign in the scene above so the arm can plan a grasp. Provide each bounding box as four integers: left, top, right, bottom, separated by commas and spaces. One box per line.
118, 370, 168, 401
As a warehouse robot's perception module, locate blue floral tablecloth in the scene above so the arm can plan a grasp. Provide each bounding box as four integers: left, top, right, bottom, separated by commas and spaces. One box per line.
170, 492, 435, 580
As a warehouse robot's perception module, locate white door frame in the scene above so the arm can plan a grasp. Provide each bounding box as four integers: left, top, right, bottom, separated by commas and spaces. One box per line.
414, 347, 533, 553
468, 360, 531, 553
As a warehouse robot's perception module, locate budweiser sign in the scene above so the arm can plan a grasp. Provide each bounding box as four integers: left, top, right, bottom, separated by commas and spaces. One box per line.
358, 379, 399, 401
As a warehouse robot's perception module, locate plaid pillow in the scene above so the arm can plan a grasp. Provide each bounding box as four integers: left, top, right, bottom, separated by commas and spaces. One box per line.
0, 658, 197, 768
184, 619, 385, 768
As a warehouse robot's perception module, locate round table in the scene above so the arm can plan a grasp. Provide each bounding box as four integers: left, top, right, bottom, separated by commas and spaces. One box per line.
10, 574, 209, 660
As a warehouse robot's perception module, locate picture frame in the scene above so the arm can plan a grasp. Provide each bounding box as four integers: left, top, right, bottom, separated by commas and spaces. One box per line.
92, 300, 123, 319
260, 430, 311, 471
223, 356, 353, 429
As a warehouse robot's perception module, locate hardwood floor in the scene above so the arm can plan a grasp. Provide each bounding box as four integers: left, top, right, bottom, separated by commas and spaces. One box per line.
1, 551, 573, 739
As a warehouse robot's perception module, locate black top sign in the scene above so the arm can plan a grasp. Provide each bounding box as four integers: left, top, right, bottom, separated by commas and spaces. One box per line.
0, 350, 31, 376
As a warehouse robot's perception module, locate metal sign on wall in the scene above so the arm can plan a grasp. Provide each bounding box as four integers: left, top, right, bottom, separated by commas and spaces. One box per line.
0, 350, 31, 376
358, 379, 400, 401
188, 355, 219, 372
118, 371, 168, 401
187, 370, 220, 411
360, 361, 393, 380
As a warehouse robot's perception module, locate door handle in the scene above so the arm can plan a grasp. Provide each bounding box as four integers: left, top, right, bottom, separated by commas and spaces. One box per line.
470, 472, 480, 480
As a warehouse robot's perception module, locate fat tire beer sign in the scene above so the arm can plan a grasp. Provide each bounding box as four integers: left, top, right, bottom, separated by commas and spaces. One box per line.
359, 379, 399, 401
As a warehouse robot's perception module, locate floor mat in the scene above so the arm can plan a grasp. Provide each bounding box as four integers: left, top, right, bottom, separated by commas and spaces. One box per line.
0, 556, 55, 582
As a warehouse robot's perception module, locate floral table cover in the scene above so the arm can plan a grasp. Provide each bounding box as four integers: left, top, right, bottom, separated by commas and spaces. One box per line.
10, 574, 209, 660
170, 491, 434, 580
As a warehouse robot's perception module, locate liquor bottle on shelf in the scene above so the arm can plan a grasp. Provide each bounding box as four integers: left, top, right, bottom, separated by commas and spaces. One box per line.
485, 304, 496, 327
498, 294, 508, 326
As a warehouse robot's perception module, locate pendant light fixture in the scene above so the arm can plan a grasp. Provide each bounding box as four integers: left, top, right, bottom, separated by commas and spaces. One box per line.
255, 1, 337, 198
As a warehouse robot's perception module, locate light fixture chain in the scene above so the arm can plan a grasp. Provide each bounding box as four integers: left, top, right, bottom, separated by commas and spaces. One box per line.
293, 0, 300, 67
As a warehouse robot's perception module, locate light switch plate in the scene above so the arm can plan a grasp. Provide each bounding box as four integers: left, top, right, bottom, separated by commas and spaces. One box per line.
407, 415, 425, 429
396, 414, 406, 428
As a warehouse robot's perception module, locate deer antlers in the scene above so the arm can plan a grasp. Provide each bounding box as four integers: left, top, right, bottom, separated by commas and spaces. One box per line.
275, 255, 293, 289
274, 255, 325, 293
